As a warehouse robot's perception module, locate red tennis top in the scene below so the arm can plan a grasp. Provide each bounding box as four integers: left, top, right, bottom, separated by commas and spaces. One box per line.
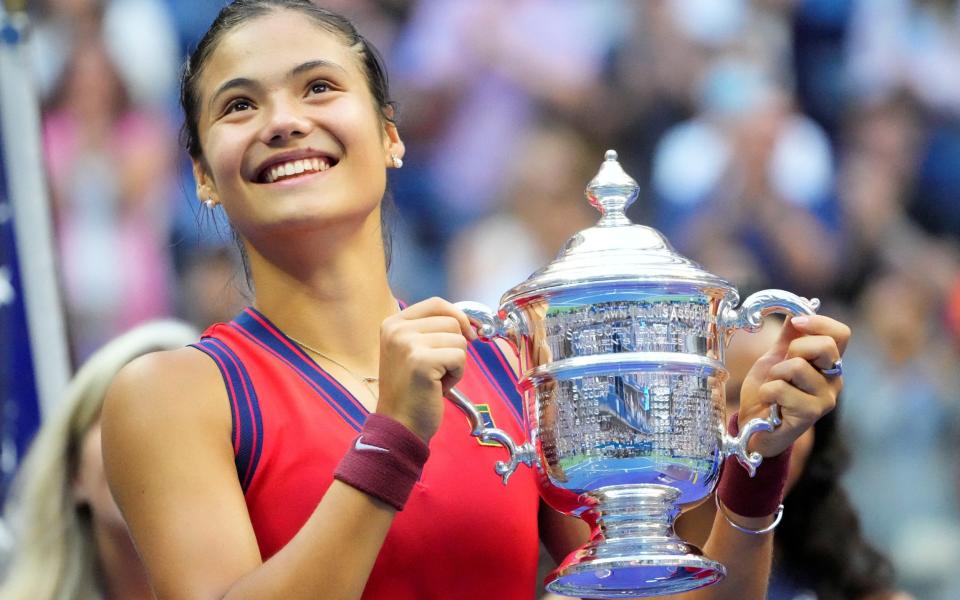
192, 307, 540, 599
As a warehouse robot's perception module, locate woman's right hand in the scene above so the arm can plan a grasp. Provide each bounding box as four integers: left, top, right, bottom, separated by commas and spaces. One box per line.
376, 297, 477, 442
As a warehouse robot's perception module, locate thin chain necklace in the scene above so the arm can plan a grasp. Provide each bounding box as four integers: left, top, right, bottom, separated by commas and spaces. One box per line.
287, 335, 379, 398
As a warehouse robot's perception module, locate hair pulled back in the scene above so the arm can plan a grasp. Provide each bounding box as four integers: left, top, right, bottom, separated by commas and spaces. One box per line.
179, 0, 396, 160
179, 0, 398, 275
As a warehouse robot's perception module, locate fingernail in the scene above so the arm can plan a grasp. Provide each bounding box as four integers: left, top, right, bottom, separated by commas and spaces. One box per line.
791, 316, 809, 327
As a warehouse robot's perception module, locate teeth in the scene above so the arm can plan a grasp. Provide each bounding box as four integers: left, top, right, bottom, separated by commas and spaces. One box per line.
263, 156, 332, 183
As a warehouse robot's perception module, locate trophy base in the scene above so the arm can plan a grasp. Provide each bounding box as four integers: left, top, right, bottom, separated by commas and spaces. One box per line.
544, 484, 726, 598
545, 552, 725, 598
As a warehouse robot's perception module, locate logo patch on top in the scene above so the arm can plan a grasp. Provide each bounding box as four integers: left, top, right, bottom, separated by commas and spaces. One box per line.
473, 404, 501, 447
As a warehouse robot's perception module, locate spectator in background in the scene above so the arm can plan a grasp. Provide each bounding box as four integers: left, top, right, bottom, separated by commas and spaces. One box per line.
389, 0, 624, 227
841, 269, 960, 600
846, 0, 960, 117
447, 121, 599, 307
0, 320, 198, 600
383, 0, 625, 300
651, 56, 841, 296
30, 0, 179, 109
28, 0, 103, 98
843, 0, 960, 239
836, 91, 960, 305
43, 36, 178, 360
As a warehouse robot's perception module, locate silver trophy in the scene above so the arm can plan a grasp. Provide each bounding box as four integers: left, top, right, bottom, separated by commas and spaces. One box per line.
445, 150, 820, 598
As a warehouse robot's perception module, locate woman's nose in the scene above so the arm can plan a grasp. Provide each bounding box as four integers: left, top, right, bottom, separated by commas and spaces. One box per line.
259, 99, 313, 144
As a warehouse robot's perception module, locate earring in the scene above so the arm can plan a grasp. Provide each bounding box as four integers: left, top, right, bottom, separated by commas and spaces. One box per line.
204, 197, 215, 209
391, 154, 403, 169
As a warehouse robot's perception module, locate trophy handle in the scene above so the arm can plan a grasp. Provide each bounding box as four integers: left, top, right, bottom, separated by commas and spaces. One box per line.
718, 290, 819, 475
448, 301, 536, 485
455, 300, 520, 343
718, 290, 821, 333
445, 387, 537, 484
721, 404, 782, 477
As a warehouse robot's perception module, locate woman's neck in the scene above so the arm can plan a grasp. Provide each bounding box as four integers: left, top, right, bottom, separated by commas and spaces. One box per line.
246, 217, 398, 372
94, 521, 153, 600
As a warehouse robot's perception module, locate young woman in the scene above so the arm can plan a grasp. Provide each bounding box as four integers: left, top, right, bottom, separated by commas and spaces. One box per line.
1, 320, 197, 600
102, 2, 850, 598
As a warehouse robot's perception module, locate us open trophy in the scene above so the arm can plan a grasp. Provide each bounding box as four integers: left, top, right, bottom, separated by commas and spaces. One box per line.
445, 151, 821, 597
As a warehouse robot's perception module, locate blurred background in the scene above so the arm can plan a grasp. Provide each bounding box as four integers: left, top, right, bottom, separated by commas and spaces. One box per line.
1, 0, 959, 597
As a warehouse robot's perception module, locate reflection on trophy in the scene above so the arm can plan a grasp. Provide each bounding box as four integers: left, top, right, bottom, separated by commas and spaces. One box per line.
446, 150, 821, 597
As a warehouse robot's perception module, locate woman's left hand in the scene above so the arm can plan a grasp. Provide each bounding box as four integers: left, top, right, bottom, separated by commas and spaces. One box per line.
737, 314, 851, 457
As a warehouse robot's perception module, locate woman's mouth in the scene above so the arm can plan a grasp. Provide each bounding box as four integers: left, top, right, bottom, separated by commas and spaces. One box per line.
258, 156, 338, 184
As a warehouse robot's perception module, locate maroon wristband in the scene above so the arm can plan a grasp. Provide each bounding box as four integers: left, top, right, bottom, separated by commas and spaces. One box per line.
333, 413, 430, 511
716, 411, 792, 518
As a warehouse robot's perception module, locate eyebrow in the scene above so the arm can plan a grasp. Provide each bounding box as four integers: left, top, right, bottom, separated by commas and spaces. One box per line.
207, 59, 349, 112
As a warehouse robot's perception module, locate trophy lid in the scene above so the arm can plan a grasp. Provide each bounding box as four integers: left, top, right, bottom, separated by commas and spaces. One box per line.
501, 150, 735, 304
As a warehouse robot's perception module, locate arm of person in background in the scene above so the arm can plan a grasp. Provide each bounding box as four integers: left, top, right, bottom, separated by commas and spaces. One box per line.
102, 298, 475, 600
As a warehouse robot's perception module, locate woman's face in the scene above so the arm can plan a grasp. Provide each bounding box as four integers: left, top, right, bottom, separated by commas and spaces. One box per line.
192, 10, 403, 243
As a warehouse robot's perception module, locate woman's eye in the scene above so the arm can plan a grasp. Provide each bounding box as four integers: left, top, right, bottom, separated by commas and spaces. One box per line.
309, 81, 330, 95
225, 99, 252, 114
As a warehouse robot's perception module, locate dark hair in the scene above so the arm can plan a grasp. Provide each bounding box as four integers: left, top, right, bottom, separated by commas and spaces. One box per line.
179, 0, 397, 275
774, 407, 897, 600
180, 0, 396, 159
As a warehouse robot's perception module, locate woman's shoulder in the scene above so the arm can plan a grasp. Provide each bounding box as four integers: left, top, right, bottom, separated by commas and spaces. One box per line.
103, 346, 232, 438
114, 345, 220, 386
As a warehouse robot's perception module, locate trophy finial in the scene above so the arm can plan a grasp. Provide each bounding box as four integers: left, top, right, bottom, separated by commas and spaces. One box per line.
586, 149, 639, 226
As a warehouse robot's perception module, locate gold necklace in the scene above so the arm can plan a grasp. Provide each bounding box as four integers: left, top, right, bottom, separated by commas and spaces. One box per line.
287, 335, 380, 398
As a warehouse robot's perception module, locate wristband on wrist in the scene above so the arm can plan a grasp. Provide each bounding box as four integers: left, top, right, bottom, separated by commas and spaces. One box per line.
716, 411, 791, 522
333, 413, 430, 511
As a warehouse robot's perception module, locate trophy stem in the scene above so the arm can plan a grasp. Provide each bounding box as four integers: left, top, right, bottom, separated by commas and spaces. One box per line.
594, 485, 682, 541
546, 484, 725, 598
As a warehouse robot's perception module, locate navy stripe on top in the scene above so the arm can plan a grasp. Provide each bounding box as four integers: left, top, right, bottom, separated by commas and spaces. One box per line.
191, 338, 264, 492
233, 308, 368, 431
468, 340, 524, 425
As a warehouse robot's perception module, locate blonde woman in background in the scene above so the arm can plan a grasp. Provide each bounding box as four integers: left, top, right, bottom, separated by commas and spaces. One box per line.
0, 320, 198, 600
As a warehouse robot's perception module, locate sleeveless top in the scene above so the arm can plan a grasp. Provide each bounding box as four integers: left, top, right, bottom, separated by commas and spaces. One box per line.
192, 307, 541, 599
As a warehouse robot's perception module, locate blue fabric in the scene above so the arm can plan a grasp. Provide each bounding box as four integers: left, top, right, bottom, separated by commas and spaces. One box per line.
0, 128, 41, 501
191, 338, 264, 492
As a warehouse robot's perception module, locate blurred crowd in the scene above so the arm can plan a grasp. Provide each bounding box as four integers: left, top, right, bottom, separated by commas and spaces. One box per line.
16, 0, 960, 597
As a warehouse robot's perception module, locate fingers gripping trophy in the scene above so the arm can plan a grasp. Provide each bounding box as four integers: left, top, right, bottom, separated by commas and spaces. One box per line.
445, 151, 821, 597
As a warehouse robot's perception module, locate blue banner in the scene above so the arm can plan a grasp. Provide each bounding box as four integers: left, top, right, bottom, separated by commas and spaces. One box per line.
0, 124, 41, 499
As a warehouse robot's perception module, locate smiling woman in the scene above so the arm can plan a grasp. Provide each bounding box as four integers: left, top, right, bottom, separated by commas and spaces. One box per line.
100, 2, 849, 600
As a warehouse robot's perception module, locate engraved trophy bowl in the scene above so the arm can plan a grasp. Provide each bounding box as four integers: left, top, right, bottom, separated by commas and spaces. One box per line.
445, 150, 820, 598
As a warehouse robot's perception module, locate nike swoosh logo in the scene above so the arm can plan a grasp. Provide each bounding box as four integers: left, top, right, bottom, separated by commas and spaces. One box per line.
355, 436, 389, 453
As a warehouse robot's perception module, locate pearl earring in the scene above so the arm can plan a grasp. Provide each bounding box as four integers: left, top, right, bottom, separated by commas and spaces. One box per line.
391, 154, 403, 169
204, 197, 215, 209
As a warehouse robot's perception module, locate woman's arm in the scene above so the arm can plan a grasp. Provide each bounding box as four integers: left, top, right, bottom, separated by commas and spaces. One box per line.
103, 298, 476, 600
102, 348, 397, 600
687, 315, 848, 599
